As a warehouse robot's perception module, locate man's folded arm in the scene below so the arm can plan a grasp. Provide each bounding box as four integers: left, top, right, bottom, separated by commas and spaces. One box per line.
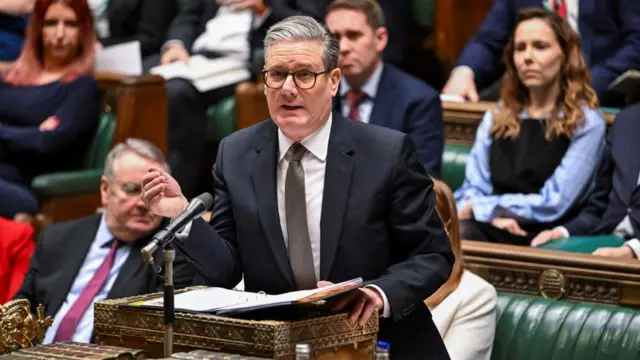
372, 135, 454, 323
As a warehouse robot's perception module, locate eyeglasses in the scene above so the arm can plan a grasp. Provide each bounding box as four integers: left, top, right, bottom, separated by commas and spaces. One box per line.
112, 181, 142, 197
262, 69, 329, 90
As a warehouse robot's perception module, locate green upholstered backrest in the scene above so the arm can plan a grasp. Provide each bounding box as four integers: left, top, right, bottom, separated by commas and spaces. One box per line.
441, 143, 471, 191
412, 0, 436, 29
81, 112, 116, 169
494, 293, 640, 360
206, 96, 236, 144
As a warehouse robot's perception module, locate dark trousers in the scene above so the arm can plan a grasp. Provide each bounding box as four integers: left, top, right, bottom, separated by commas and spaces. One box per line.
460, 219, 541, 246
0, 164, 38, 218
166, 78, 236, 199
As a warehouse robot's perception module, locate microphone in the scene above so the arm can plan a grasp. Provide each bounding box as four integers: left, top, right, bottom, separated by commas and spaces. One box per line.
141, 192, 214, 264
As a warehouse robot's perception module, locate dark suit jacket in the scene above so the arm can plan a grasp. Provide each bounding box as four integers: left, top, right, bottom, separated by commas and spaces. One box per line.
334, 63, 444, 176
15, 214, 195, 337
167, 0, 330, 59
179, 113, 454, 359
101, 0, 178, 57
564, 104, 640, 237
456, 0, 640, 103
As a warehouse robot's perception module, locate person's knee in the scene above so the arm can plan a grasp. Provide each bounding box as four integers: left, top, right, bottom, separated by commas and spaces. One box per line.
166, 78, 198, 101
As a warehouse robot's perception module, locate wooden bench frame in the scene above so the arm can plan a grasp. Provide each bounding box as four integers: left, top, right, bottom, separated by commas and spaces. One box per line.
463, 240, 640, 308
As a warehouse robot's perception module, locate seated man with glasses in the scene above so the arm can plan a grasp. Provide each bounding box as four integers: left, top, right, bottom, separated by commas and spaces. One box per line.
15, 138, 195, 344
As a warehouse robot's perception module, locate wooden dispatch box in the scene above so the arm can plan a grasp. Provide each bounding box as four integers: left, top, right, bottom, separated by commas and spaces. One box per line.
93, 290, 378, 360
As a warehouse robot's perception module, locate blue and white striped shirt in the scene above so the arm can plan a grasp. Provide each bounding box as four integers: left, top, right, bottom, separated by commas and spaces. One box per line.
454, 107, 606, 224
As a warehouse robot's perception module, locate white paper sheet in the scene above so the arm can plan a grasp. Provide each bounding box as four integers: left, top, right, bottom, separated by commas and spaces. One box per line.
96, 41, 143, 76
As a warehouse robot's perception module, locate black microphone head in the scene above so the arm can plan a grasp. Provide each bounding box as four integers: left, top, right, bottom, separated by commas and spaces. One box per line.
195, 192, 214, 210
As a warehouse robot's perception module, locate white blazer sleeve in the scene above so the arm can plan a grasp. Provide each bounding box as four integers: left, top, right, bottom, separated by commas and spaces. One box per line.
438, 271, 498, 360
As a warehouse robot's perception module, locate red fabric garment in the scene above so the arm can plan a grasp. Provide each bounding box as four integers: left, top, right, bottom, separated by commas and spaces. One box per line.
0, 217, 35, 304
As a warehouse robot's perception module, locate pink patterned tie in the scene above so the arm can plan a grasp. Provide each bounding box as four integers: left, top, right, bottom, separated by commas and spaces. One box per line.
346, 90, 367, 121
53, 239, 119, 342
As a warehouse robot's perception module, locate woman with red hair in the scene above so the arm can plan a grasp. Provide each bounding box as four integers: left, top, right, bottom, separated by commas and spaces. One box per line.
0, 0, 100, 219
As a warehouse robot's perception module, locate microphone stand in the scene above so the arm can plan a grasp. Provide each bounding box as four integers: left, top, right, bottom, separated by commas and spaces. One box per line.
163, 240, 176, 358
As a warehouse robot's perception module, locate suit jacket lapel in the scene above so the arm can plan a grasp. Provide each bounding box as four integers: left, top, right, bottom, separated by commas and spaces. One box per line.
251, 122, 295, 285
320, 113, 355, 279
107, 239, 152, 299
369, 65, 397, 128
49, 216, 101, 316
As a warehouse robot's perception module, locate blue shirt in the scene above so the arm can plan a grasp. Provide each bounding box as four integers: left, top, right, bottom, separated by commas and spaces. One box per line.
454, 107, 606, 224
43, 215, 133, 344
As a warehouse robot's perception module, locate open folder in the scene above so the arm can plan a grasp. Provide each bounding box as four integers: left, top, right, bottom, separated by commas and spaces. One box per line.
125, 278, 363, 316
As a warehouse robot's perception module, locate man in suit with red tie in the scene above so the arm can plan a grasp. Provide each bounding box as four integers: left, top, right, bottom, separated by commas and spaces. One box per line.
326, 0, 444, 176
15, 139, 194, 343
141, 15, 453, 359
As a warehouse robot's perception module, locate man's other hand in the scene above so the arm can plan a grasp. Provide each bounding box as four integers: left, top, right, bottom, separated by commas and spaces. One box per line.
318, 281, 383, 326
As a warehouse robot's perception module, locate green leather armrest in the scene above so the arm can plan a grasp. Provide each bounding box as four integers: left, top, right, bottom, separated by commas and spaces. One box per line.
206, 96, 236, 144
31, 168, 104, 197
537, 234, 625, 254
441, 144, 471, 191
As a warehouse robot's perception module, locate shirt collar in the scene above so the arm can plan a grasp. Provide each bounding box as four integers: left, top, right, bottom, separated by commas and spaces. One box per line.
278, 113, 332, 163
95, 213, 115, 248
339, 61, 384, 99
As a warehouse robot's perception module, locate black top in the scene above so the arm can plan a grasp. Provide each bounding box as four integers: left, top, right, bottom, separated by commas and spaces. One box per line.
0, 75, 100, 183
490, 119, 570, 196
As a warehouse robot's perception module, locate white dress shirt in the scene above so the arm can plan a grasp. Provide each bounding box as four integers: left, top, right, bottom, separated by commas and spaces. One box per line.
43, 215, 132, 344
276, 113, 391, 317
339, 62, 383, 124
565, 0, 579, 35
88, 0, 110, 38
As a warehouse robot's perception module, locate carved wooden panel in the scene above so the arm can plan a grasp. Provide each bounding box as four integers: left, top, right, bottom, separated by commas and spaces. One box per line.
463, 240, 640, 308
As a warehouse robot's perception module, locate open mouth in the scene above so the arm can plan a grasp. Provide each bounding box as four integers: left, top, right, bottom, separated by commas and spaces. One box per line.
282, 105, 303, 111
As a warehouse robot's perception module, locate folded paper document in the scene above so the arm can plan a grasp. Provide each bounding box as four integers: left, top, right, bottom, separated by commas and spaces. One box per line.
150, 55, 250, 92
126, 278, 363, 316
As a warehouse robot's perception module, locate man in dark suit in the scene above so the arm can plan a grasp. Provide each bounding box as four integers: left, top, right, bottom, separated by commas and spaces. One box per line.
16, 139, 194, 343
531, 104, 640, 259
141, 15, 453, 359
95, 0, 178, 62
157, 0, 332, 199
325, 0, 443, 176
442, 0, 640, 105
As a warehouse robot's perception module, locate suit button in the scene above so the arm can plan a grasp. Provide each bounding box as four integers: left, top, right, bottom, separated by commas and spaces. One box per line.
628, 208, 633, 214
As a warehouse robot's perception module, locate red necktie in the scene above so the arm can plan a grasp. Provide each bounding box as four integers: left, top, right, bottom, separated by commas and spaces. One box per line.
553, 0, 567, 19
346, 90, 367, 121
53, 239, 120, 342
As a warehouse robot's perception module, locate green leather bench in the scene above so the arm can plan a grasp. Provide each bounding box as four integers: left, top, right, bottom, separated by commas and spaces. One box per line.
31, 112, 115, 198
494, 293, 640, 360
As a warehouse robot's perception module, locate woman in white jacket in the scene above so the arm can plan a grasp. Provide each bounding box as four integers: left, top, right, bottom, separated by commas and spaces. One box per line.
426, 180, 498, 360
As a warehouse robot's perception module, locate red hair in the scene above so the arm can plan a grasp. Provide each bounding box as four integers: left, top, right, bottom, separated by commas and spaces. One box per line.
3, 0, 96, 86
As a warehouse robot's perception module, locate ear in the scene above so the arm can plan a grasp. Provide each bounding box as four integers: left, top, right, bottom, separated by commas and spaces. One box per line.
100, 175, 110, 206
329, 67, 341, 96
374, 26, 388, 53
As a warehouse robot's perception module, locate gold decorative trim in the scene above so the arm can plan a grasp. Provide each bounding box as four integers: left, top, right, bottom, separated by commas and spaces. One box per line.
0, 300, 52, 355
538, 269, 566, 300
